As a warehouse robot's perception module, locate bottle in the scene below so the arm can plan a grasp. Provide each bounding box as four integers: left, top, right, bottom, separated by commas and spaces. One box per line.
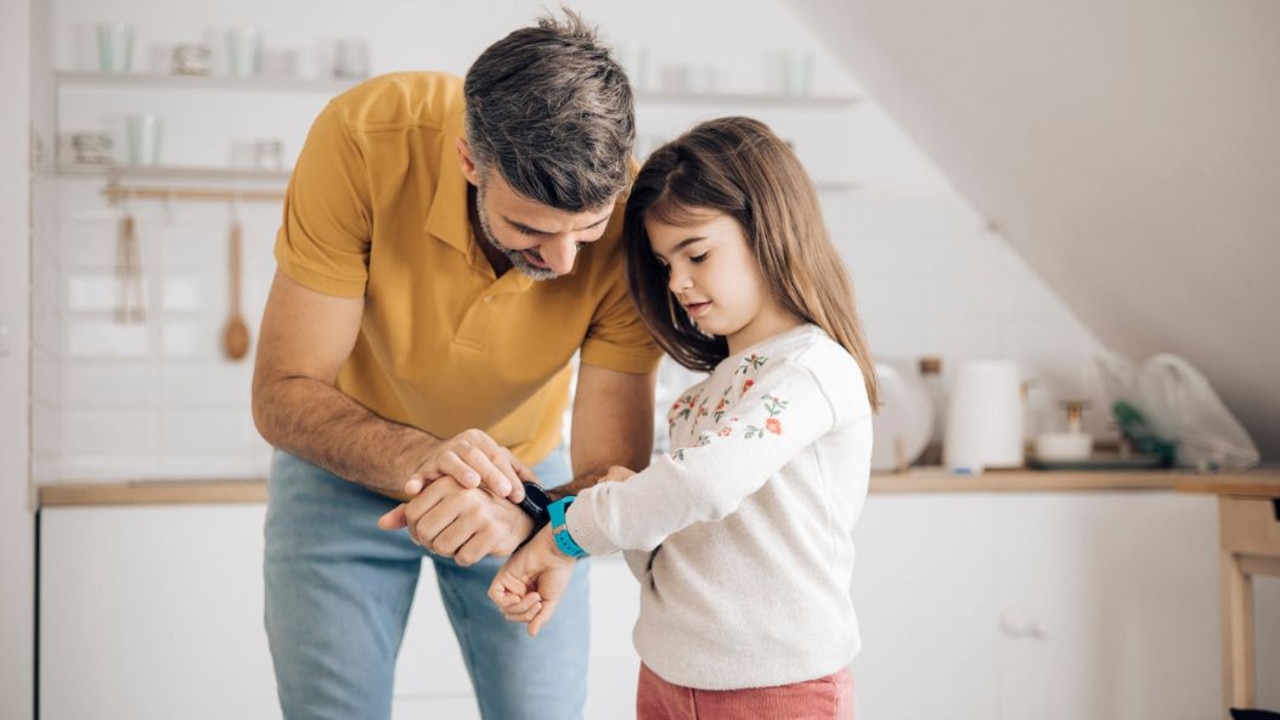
918, 356, 945, 466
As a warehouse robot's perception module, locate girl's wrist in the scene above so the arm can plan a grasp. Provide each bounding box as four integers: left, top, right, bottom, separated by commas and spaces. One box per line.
537, 525, 578, 562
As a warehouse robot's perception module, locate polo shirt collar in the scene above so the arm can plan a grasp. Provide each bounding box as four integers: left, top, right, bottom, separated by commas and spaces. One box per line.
423, 126, 474, 257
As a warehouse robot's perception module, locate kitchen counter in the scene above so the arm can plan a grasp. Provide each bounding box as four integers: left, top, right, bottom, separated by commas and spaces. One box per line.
38, 467, 1280, 507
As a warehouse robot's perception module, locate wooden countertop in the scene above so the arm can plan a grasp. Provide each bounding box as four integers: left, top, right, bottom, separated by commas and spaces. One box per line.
38, 467, 1280, 507
1174, 475, 1280, 499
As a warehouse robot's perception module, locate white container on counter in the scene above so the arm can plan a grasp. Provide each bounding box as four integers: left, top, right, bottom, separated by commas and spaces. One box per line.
944, 360, 1024, 471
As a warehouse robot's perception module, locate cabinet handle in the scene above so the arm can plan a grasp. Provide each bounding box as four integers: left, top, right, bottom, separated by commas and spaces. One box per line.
999, 609, 1046, 639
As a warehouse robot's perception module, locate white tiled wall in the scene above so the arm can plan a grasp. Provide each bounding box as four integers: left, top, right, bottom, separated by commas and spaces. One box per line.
43, 176, 279, 481
36, 0, 1108, 484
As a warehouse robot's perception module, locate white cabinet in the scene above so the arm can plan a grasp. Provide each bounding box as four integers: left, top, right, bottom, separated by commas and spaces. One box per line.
992, 493, 1221, 719
39, 504, 279, 720
850, 492, 1222, 720
39, 502, 641, 720
585, 555, 643, 719
41, 491, 1229, 720
849, 494, 1000, 720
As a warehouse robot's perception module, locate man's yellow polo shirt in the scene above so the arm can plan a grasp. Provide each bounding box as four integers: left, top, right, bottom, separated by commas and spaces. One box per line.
274, 72, 662, 468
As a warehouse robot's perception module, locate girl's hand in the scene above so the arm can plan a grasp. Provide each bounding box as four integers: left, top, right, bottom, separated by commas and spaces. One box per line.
488, 526, 578, 637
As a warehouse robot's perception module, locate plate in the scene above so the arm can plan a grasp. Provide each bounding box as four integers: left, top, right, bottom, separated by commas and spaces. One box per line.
870, 361, 933, 471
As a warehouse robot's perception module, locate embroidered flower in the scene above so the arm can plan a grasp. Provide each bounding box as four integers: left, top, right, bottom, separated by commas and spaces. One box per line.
712, 398, 730, 422
742, 394, 789, 439
718, 426, 733, 437
734, 353, 767, 375
676, 395, 695, 421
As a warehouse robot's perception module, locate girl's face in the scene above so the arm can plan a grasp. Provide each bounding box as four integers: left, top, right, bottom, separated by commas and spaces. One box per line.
646, 208, 804, 355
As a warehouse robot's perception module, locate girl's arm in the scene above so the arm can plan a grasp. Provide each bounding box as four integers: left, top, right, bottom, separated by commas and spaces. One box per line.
567, 359, 857, 556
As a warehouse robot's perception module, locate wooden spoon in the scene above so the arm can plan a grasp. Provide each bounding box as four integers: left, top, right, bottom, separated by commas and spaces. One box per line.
222, 220, 251, 360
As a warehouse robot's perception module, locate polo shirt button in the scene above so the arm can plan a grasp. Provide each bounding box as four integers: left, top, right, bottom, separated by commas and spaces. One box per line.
484, 296, 494, 303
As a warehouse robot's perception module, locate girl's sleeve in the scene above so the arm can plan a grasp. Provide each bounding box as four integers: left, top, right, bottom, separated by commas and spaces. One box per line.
565, 359, 838, 555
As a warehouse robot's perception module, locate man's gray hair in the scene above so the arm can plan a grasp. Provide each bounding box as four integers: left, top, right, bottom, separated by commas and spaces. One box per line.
464, 9, 635, 212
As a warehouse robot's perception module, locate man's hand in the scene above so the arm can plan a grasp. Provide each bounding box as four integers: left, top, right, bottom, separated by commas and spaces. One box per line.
488, 527, 578, 637
405, 428, 535, 502
377, 475, 534, 565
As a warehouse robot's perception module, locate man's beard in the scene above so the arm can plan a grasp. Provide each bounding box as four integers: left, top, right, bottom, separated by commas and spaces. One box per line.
475, 185, 560, 282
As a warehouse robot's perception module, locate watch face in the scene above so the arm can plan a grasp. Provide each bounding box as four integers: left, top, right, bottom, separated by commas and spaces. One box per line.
520, 482, 552, 519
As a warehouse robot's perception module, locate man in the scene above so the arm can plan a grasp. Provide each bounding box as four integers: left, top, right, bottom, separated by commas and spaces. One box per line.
251, 11, 661, 720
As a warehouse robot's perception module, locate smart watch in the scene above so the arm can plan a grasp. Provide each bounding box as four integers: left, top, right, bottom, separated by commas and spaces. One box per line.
516, 481, 553, 538
548, 496, 588, 558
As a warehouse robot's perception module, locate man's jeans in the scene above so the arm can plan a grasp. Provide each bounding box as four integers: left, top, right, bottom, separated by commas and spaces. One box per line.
264, 448, 589, 720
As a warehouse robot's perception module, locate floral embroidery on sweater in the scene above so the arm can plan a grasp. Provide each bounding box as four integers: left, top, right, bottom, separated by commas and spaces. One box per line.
668, 351, 790, 461
733, 353, 767, 398
743, 394, 788, 438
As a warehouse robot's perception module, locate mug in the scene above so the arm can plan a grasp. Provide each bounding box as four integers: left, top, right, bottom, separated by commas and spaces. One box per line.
332, 38, 370, 79
226, 26, 262, 77
126, 114, 162, 166
97, 22, 135, 73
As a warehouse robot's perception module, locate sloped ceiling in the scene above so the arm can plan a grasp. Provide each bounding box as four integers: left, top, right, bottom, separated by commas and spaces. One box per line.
785, 0, 1280, 461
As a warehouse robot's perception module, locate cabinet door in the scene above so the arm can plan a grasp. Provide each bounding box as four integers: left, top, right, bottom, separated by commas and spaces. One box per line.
40, 505, 279, 720
586, 555, 643, 720
992, 492, 1220, 720
849, 494, 999, 720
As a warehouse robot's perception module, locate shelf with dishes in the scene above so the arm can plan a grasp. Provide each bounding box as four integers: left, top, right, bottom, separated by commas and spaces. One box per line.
54, 162, 291, 183
53, 162, 862, 195
55, 70, 356, 95
56, 70, 861, 108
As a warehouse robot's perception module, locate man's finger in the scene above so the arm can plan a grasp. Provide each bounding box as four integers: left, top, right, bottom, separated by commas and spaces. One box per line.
377, 504, 408, 530
424, 518, 474, 558
434, 452, 482, 490
510, 455, 538, 485
459, 445, 515, 499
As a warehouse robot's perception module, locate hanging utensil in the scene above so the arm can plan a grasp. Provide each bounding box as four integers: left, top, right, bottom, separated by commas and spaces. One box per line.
221, 218, 251, 360
114, 210, 145, 323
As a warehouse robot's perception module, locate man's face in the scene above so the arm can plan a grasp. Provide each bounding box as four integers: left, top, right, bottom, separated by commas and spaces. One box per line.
474, 170, 616, 281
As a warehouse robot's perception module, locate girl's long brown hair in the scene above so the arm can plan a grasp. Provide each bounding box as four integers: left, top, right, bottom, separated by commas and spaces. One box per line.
623, 116, 879, 407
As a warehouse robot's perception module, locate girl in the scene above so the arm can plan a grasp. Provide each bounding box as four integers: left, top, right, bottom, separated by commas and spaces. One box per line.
489, 116, 879, 720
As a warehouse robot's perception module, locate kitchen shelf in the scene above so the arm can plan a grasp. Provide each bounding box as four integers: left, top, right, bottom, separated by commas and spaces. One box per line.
56, 70, 356, 94
56, 71, 862, 107
56, 162, 291, 182
634, 89, 861, 108
55, 163, 861, 194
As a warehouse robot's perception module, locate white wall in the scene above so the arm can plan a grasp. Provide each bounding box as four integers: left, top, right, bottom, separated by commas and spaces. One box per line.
785, 0, 1280, 461
37, 0, 1108, 485
1, 0, 35, 716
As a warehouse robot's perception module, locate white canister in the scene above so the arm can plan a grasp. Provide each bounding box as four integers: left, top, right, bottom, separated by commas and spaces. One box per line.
944, 360, 1024, 471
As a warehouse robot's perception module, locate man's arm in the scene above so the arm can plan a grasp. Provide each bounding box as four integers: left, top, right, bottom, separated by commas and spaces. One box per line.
558, 363, 657, 497
252, 271, 528, 499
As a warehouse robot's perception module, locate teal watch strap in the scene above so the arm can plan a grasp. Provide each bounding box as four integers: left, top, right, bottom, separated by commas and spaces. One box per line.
548, 496, 588, 558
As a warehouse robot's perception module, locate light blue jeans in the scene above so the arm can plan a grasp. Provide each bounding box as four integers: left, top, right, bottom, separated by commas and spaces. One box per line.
264, 448, 589, 720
